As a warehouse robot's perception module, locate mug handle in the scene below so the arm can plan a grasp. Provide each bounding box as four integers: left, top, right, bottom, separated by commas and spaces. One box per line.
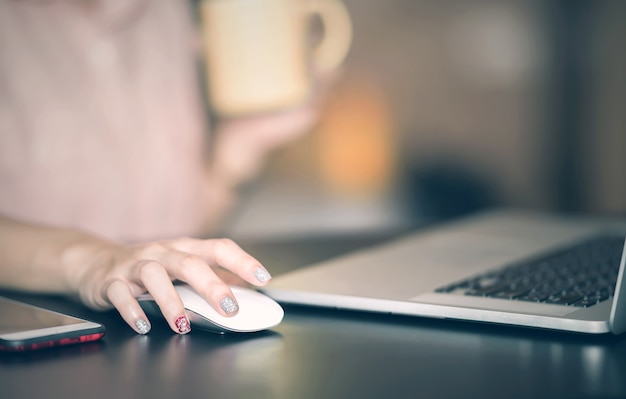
306, 0, 353, 72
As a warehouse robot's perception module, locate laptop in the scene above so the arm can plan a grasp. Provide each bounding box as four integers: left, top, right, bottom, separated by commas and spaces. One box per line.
262, 209, 626, 334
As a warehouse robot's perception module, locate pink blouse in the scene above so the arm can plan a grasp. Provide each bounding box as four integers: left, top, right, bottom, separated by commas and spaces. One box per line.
0, 0, 210, 242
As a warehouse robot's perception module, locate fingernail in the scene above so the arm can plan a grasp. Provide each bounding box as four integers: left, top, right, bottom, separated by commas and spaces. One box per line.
175, 315, 191, 334
220, 296, 239, 314
135, 318, 151, 335
254, 267, 272, 283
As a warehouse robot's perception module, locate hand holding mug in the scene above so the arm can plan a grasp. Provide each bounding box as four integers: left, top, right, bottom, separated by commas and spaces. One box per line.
200, 0, 353, 117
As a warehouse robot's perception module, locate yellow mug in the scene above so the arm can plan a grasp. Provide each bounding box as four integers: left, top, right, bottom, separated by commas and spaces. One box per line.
200, 0, 352, 117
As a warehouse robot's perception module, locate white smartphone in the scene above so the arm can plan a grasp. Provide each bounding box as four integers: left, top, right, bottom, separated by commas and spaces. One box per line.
0, 296, 105, 352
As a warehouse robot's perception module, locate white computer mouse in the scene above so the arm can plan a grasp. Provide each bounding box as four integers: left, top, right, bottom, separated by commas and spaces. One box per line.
138, 284, 284, 334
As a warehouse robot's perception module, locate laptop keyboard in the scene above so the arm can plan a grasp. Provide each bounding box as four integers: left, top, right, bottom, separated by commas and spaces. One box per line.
435, 235, 625, 307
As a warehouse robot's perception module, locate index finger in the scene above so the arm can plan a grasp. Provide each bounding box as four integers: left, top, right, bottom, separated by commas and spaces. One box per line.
170, 238, 272, 286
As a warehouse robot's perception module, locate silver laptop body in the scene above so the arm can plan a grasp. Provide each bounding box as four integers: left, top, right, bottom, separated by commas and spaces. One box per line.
263, 209, 626, 334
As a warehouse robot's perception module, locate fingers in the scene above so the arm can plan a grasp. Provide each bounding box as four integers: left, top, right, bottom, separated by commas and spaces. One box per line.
103, 238, 273, 335
158, 250, 240, 317
137, 260, 191, 334
106, 279, 151, 335
210, 104, 318, 185
107, 261, 192, 335
219, 104, 317, 150
172, 238, 272, 287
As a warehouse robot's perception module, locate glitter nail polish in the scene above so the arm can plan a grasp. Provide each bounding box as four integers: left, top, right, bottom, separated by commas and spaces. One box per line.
135, 318, 151, 335
254, 267, 272, 283
175, 315, 191, 334
220, 296, 239, 314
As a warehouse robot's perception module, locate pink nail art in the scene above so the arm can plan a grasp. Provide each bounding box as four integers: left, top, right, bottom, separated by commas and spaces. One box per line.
175, 315, 191, 334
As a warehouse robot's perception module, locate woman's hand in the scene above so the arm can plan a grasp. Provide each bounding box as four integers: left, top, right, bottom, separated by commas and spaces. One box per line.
71, 237, 271, 335
207, 66, 341, 188
209, 104, 318, 187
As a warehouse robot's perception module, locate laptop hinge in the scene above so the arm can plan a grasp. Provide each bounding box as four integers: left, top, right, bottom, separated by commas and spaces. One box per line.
609, 238, 626, 334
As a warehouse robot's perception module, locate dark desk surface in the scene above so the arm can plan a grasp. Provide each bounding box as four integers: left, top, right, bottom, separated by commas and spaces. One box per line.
2, 232, 626, 399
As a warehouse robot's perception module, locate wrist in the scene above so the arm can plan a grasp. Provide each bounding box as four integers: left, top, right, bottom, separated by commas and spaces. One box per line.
53, 233, 117, 299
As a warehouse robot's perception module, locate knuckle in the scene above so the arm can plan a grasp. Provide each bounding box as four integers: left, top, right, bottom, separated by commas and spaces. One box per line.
177, 254, 203, 279
117, 295, 136, 310
175, 237, 193, 244
198, 281, 229, 302
106, 279, 124, 294
215, 238, 236, 251
80, 291, 106, 310
244, 258, 262, 272
212, 238, 239, 262
179, 253, 200, 268
138, 260, 164, 281
82, 281, 115, 310
135, 242, 166, 259
157, 296, 183, 318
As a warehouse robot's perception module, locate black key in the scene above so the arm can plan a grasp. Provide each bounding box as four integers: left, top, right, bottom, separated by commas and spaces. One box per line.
436, 235, 624, 306
572, 297, 599, 307
466, 282, 511, 296
517, 291, 552, 303
545, 291, 585, 305
492, 285, 532, 299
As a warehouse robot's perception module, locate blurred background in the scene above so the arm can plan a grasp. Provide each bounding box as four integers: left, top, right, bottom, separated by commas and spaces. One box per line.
216, 0, 626, 241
